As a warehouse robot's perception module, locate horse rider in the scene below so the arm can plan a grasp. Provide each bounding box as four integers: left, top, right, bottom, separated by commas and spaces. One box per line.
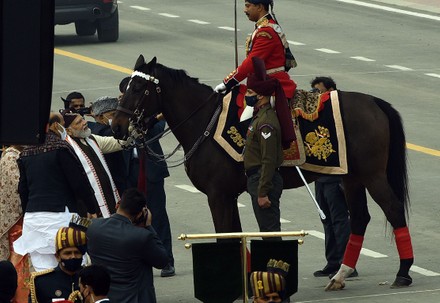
214, 0, 297, 101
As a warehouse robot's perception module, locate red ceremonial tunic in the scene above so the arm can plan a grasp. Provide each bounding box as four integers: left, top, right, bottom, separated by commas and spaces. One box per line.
223, 14, 297, 99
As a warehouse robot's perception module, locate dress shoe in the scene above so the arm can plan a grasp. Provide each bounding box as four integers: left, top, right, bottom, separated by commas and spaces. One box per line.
313, 266, 339, 277
161, 264, 175, 277
329, 268, 358, 279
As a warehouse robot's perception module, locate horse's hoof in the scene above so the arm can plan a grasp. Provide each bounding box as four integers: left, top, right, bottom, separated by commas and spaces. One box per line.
390, 276, 412, 288
325, 279, 345, 291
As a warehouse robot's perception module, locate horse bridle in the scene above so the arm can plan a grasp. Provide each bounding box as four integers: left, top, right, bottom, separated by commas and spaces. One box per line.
116, 70, 162, 146
117, 69, 222, 166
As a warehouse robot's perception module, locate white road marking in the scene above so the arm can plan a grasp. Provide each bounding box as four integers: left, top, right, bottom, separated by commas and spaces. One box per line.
410, 265, 440, 277
335, 0, 440, 22
288, 40, 305, 46
237, 203, 246, 208
385, 65, 413, 71
130, 6, 151, 11
280, 218, 291, 223
158, 13, 179, 18
315, 48, 341, 54
350, 56, 376, 62
307, 230, 387, 258
188, 19, 210, 25
218, 26, 238, 31
296, 288, 440, 303
175, 184, 200, 193
425, 73, 440, 79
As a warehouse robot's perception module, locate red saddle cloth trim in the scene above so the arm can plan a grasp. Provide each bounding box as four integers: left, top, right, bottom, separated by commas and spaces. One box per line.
236, 84, 247, 119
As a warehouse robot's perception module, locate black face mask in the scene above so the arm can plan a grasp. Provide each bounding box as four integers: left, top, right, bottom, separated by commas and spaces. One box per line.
61, 258, 83, 272
245, 95, 259, 107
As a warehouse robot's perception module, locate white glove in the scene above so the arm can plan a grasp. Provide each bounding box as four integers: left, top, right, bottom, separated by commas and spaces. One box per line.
214, 82, 227, 93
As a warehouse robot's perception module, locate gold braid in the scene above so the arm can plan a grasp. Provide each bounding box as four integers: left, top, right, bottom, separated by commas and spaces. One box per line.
68, 290, 83, 302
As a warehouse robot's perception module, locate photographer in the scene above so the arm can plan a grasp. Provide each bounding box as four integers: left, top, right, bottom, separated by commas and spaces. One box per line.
61, 92, 94, 121
86, 188, 168, 303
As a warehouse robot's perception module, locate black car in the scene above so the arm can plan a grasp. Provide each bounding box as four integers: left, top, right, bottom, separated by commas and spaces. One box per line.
55, 0, 119, 42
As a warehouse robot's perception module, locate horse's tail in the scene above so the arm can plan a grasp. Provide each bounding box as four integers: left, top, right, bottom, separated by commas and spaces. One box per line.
373, 97, 410, 214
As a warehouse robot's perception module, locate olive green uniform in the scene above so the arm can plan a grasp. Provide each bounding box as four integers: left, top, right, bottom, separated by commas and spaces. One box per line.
244, 104, 284, 238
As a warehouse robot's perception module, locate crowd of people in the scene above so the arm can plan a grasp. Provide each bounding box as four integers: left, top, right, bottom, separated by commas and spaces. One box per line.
0, 0, 354, 302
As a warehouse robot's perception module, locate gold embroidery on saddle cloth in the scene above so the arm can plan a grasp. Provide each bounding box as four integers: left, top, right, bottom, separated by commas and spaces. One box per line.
304, 126, 335, 161
227, 126, 245, 147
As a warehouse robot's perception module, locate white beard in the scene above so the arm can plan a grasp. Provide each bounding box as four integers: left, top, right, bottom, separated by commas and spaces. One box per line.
72, 128, 91, 139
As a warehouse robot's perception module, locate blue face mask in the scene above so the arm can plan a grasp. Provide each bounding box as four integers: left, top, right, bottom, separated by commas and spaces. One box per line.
245, 95, 259, 107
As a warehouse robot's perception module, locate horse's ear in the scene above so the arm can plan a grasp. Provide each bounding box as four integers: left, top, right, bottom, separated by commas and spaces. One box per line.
134, 55, 145, 70
147, 57, 157, 68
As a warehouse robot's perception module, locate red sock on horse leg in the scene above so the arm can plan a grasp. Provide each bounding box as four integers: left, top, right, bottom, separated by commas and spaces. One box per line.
342, 234, 364, 269
394, 226, 414, 260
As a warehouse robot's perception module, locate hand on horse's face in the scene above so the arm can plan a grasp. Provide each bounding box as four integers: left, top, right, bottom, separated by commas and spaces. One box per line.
258, 196, 271, 209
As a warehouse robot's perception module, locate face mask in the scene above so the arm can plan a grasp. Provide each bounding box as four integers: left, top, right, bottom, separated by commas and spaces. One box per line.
56, 123, 67, 140
107, 118, 112, 126
245, 95, 259, 107
61, 257, 83, 272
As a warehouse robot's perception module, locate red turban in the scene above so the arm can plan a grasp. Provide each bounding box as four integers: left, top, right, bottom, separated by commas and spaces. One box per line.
246, 56, 296, 148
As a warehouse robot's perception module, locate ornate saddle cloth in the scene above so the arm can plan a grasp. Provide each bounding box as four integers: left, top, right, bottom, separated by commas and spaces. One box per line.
213, 87, 347, 174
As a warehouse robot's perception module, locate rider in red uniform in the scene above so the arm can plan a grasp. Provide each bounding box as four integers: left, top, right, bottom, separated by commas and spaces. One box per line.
215, 0, 297, 99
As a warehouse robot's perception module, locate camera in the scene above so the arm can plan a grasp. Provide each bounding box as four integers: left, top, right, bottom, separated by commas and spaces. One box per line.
74, 106, 92, 116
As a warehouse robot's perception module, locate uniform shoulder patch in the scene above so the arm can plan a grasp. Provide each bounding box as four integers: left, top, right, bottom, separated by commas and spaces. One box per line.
258, 123, 274, 131
256, 31, 272, 39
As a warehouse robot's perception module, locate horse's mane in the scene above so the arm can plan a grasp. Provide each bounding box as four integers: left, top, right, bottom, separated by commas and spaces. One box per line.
153, 63, 213, 90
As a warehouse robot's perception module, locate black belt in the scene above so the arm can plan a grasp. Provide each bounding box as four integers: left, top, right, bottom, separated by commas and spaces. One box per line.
245, 166, 280, 177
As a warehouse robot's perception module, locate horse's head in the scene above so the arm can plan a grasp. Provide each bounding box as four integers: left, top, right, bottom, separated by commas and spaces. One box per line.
112, 55, 162, 139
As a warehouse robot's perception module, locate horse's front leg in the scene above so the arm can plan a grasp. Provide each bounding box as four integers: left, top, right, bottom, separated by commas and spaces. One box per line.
207, 193, 243, 233
325, 179, 369, 291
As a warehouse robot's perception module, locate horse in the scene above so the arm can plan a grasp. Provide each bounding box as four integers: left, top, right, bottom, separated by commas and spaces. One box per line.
112, 55, 414, 291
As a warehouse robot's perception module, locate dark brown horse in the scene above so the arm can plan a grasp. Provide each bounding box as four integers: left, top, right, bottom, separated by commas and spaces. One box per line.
112, 55, 413, 290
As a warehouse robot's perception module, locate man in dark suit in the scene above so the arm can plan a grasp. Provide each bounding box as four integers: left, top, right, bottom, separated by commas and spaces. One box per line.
86, 188, 168, 303
78, 265, 111, 303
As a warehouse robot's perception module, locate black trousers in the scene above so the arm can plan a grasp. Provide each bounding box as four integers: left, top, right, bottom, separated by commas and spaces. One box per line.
146, 179, 174, 266
315, 180, 350, 268
247, 170, 283, 240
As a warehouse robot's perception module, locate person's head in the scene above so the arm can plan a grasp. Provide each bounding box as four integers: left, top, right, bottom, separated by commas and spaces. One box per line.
55, 226, 87, 275
48, 112, 65, 137
62, 92, 85, 110
91, 96, 118, 126
310, 77, 337, 93
246, 56, 283, 108
78, 265, 111, 303
244, 0, 271, 21
0, 260, 18, 302
60, 109, 91, 139
117, 188, 148, 222
250, 259, 290, 303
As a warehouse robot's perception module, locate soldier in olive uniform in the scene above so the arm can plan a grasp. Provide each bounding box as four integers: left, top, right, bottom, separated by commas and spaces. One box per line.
244, 57, 294, 239
29, 216, 90, 303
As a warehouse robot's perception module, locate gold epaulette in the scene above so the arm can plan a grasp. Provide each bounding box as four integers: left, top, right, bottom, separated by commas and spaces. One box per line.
256, 31, 272, 39
256, 17, 269, 28
29, 269, 55, 303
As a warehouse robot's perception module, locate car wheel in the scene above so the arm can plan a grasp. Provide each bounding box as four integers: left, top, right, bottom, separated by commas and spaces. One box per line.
97, 7, 119, 42
75, 20, 97, 36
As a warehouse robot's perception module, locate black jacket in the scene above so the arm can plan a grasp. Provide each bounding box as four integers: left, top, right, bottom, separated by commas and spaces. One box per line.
18, 143, 97, 214
87, 214, 168, 303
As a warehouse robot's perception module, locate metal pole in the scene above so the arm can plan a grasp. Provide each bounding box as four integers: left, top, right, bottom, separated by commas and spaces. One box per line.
234, 0, 239, 68
295, 166, 326, 220
241, 236, 248, 303
178, 230, 307, 240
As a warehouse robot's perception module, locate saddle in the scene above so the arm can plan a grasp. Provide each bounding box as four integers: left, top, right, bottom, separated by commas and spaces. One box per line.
214, 87, 347, 174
